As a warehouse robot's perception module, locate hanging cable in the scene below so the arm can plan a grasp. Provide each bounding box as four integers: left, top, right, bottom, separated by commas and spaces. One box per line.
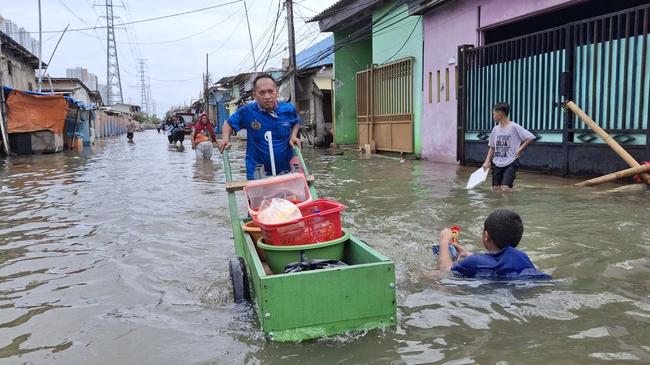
33, 0, 242, 33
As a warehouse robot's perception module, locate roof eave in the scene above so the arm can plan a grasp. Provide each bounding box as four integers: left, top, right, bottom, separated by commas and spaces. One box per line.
311, 0, 383, 32
407, 0, 455, 16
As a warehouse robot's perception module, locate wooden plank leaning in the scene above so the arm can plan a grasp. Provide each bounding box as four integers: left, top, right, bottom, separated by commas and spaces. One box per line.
575, 163, 650, 187
564, 101, 650, 184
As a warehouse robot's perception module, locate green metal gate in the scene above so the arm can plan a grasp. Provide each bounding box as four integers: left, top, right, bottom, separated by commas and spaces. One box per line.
458, 4, 650, 175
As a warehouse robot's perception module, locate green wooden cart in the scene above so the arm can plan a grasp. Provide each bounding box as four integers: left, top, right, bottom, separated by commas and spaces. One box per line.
223, 148, 396, 342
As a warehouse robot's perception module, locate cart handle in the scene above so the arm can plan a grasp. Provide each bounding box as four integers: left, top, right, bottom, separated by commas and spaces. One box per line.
223, 148, 233, 183
293, 146, 310, 176
293, 146, 318, 199
224, 146, 311, 186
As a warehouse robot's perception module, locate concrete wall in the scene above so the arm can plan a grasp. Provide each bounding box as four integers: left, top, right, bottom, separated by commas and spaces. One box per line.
1, 51, 34, 90
333, 25, 372, 145
421, 0, 579, 163
372, 2, 423, 155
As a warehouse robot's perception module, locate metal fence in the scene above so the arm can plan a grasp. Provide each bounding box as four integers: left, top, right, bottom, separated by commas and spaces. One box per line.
356, 57, 413, 153
460, 4, 650, 136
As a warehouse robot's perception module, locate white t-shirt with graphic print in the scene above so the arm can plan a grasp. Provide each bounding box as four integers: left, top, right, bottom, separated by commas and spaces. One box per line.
488, 122, 535, 167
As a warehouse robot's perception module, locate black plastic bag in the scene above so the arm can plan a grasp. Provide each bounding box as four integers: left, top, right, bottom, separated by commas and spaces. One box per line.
284, 251, 347, 273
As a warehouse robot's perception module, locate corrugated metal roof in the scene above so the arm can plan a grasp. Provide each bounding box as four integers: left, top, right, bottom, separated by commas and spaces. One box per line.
308, 0, 358, 22
296, 36, 334, 70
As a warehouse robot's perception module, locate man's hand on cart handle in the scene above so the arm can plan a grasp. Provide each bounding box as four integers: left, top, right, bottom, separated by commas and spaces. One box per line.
289, 136, 302, 148
218, 139, 231, 153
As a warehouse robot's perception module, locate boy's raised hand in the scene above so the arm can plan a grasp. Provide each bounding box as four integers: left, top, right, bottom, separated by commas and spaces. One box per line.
439, 228, 453, 244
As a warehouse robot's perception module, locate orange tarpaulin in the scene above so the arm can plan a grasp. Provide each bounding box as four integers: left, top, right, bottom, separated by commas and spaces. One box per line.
6, 90, 67, 134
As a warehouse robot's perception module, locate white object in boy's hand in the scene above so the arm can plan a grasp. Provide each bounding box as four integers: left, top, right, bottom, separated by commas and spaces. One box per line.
466, 166, 490, 189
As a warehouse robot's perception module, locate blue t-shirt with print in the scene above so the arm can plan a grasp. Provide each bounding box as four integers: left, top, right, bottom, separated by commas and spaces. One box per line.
451, 246, 550, 279
226, 101, 300, 180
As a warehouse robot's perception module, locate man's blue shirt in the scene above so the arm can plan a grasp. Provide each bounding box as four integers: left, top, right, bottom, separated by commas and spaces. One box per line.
226, 101, 300, 179
451, 246, 550, 279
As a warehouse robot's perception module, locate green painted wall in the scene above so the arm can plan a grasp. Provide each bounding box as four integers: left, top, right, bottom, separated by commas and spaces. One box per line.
372, 2, 423, 155
333, 26, 372, 145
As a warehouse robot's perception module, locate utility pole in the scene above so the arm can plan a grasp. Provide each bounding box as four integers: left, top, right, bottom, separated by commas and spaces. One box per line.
102, 0, 124, 105
243, 0, 257, 72
285, 0, 297, 108
146, 75, 153, 117
137, 59, 149, 115
37, 0, 43, 91
205, 53, 210, 120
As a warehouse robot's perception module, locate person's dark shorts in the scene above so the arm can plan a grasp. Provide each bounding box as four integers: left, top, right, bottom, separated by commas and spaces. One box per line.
127, 132, 134, 139
173, 131, 185, 143
492, 159, 520, 188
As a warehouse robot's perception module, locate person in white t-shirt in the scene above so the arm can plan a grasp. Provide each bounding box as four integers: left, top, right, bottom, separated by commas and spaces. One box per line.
482, 102, 536, 191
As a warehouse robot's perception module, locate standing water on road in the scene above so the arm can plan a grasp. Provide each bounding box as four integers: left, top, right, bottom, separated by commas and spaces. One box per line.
1, 131, 649, 364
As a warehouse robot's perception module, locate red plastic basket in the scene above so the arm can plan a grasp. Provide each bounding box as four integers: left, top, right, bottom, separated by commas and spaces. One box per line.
253, 199, 346, 246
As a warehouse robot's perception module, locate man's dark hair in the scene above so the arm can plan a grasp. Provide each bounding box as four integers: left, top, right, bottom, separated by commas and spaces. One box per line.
253, 73, 277, 89
493, 102, 510, 116
484, 209, 524, 249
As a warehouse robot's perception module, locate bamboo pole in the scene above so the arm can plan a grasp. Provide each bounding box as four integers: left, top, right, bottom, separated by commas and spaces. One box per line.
575, 163, 650, 187
564, 101, 650, 183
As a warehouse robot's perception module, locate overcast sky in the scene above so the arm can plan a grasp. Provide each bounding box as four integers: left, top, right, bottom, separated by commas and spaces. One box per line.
1, 0, 336, 115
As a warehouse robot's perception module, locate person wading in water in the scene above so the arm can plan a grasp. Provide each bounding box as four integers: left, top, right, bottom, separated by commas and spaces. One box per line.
192, 113, 217, 160
218, 73, 301, 179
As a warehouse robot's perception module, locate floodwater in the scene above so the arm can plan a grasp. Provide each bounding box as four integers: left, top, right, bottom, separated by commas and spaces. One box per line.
1, 131, 649, 365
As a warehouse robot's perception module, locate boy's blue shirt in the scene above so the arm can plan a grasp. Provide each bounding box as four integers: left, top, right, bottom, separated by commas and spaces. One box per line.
451, 246, 550, 279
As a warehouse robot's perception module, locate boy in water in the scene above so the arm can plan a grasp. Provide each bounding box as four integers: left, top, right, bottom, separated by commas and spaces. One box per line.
482, 102, 536, 191
437, 209, 549, 279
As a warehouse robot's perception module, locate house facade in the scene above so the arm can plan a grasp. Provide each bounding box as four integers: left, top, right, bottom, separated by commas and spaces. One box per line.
413, 0, 582, 164
41, 77, 97, 105
412, 0, 650, 176
312, 0, 424, 155
295, 36, 334, 147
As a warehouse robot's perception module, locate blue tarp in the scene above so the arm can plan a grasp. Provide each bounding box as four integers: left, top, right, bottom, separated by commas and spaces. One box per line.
296, 36, 333, 70
3, 86, 97, 110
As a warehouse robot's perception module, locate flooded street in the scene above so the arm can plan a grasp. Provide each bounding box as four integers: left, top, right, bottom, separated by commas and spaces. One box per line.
1, 131, 649, 364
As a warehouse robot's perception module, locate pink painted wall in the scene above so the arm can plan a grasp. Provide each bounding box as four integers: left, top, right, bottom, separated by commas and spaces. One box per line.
421, 0, 580, 163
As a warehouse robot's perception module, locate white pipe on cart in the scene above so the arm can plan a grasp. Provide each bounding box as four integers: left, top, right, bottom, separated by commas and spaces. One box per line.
264, 131, 276, 176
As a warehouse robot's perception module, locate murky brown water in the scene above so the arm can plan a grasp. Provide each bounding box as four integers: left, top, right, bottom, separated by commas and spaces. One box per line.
1, 131, 649, 364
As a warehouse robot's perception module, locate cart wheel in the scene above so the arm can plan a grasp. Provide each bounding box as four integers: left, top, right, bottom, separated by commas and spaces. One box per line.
229, 257, 251, 303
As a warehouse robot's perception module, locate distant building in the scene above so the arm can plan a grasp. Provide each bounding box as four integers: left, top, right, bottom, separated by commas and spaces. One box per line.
0, 16, 18, 39
111, 103, 142, 116
66, 67, 99, 92
0, 15, 39, 55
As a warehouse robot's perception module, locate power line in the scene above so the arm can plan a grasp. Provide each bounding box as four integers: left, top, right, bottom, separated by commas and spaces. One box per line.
378, 17, 420, 64
227, 2, 285, 75
208, 10, 247, 55
56, 0, 92, 26
128, 7, 242, 45
293, 1, 414, 70
32, 0, 243, 34
259, 0, 283, 71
